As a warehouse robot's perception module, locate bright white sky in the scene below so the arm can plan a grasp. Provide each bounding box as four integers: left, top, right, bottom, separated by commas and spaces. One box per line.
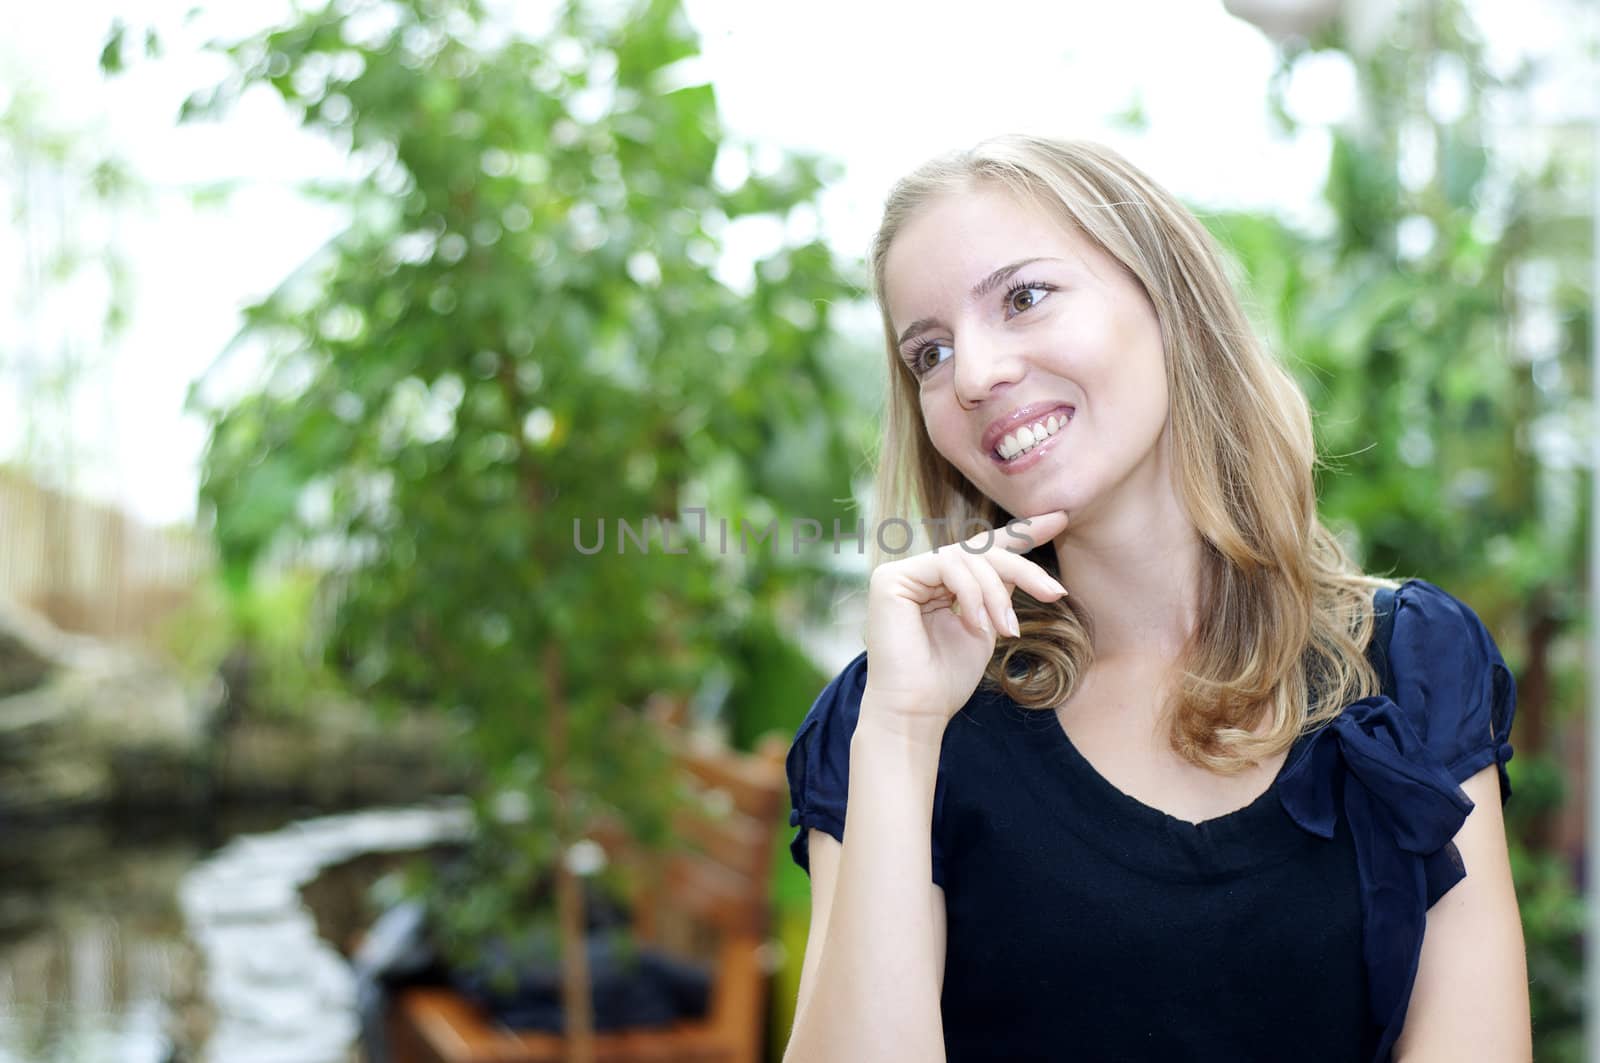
0, 0, 1583, 527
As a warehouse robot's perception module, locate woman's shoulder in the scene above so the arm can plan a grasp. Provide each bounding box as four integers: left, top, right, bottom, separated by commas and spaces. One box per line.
1384, 577, 1517, 799
1310, 578, 1519, 1058
783, 652, 869, 874
793, 650, 870, 739
786, 649, 1002, 753
783, 650, 953, 886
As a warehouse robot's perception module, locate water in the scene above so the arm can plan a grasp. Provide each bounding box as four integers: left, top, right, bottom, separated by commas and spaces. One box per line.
0, 805, 469, 1063
0, 819, 246, 1063
0, 904, 177, 1063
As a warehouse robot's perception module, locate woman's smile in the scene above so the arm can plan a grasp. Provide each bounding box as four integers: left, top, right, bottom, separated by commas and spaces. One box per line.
989, 407, 1074, 473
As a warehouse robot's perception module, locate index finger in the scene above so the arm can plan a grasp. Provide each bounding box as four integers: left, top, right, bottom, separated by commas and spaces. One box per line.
998, 511, 1070, 553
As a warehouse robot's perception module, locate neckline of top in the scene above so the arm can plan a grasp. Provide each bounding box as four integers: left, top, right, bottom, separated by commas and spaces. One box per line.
983, 686, 1324, 877
958, 585, 1396, 876
1052, 709, 1313, 831
988, 582, 1398, 837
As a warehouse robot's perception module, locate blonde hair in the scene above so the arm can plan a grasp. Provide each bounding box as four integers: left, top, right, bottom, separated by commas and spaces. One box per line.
867, 135, 1392, 774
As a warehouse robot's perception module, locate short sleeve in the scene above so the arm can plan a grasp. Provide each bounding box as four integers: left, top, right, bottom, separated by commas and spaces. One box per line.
784, 651, 948, 887
1387, 579, 1518, 805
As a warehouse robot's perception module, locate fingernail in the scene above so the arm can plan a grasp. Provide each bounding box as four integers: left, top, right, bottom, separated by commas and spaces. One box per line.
1048, 578, 1068, 596
1007, 608, 1020, 637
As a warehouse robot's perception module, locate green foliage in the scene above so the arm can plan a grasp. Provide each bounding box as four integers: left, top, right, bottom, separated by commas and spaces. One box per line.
156, 567, 338, 720
165, 0, 868, 974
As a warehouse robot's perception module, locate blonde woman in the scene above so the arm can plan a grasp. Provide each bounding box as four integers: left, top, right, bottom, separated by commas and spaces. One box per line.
781, 137, 1530, 1063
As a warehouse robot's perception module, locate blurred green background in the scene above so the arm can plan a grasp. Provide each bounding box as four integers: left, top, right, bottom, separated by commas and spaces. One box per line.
0, 0, 1591, 1060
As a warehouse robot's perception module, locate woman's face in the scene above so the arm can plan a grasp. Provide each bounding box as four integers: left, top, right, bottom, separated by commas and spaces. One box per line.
882, 185, 1174, 532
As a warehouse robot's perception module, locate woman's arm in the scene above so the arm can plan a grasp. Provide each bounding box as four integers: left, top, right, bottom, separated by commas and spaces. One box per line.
1393, 764, 1532, 1062
783, 713, 949, 1063
793, 829, 948, 1024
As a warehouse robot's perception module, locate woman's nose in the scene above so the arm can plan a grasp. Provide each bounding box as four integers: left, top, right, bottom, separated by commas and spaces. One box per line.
953, 334, 1025, 408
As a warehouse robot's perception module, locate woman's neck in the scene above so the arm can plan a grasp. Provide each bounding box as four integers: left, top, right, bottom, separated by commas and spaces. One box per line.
1050, 491, 1204, 662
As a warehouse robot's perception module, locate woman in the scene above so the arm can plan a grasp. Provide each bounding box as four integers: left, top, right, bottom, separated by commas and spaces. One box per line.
781, 136, 1530, 1063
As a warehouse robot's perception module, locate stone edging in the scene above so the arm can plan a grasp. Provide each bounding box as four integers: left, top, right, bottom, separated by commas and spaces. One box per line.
174, 802, 471, 1062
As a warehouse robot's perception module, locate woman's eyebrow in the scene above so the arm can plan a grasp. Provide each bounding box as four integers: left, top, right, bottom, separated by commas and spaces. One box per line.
895, 256, 1064, 348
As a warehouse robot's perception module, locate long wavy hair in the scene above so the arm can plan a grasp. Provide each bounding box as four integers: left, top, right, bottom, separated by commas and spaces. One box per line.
867, 135, 1393, 774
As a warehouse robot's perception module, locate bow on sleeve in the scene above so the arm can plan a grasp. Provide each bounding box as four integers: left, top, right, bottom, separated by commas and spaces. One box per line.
1277, 695, 1477, 1063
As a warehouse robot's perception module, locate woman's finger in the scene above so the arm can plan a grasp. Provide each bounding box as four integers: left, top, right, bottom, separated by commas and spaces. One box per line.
936, 546, 993, 639
984, 549, 1069, 603
958, 545, 1022, 638
959, 513, 1069, 603
995, 510, 1070, 553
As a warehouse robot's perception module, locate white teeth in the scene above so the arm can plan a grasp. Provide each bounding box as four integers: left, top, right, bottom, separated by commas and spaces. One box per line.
995, 410, 1071, 461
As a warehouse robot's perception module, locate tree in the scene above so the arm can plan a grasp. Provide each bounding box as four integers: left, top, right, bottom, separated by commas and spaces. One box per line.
129, 0, 868, 1054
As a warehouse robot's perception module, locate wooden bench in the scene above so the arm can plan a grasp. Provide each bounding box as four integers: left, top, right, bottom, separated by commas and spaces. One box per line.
387, 707, 790, 1063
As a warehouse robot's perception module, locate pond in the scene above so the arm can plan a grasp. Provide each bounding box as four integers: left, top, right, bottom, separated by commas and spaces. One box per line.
1, 821, 190, 1063
0, 804, 468, 1063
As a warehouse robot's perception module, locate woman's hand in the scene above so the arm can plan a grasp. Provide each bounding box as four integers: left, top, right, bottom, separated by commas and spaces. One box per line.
860, 511, 1070, 745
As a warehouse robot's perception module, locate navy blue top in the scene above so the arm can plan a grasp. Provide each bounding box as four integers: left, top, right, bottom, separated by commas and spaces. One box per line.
785, 579, 1517, 1062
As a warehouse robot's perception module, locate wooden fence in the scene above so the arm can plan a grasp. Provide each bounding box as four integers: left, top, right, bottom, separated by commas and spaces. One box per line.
0, 467, 213, 641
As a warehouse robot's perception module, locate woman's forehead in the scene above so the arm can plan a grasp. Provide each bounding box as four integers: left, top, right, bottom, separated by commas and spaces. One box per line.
883, 191, 1096, 313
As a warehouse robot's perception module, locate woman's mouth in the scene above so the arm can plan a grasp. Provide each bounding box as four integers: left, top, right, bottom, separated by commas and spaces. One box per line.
991, 409, 1072, 471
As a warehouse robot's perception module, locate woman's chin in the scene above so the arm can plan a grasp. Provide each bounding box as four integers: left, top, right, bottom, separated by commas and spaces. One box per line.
1001, 489, 1081, 524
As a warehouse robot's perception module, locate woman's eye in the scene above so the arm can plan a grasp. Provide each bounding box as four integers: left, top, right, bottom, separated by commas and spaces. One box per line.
1007, 285, 1051, 315
912, 340, 953, 374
